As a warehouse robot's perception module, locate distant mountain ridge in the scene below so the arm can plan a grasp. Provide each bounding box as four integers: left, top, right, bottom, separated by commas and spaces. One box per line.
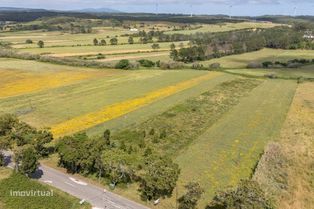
0, 7, 121, 13
73, 8, 122, 13
0, 7, 47, 12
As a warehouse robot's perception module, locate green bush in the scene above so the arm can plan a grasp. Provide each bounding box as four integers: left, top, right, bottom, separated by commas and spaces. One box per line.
209, 63, 221, 69
137, 59, 155, 68
25, 39, 33, 44
207, 180, 274, 209
0, 153, 4, 166
115, 59, 132, 69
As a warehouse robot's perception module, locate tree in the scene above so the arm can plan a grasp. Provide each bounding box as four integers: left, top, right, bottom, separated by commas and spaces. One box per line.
128, 36, 134, 44
93, 38, 99, 46
178, 182, 204, 209
15, 145, 39, 176
31, 130, 53, 157
101, 149, 134, 186
206, 180, 274, 209
0, 152, 4, 167
56, 132, 106, 175
100, 39, 107, 46
152, 43, 160, 50
104, 129, 111, 146
140, 37, 148, 44
170, 49, 179, 61
56, 133, 87, 173
37, 40, 44, 48
170, 43, 176, 50
110, 37, 118, 45
140, 156, 180, 201
0, 114, 53, 154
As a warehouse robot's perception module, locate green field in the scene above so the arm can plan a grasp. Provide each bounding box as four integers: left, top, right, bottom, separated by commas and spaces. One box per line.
0, 172, 90, 209
174, 79, 296, 208
18, 41, 187, 57
200, 48, 314, 69
0, 27, 137, 48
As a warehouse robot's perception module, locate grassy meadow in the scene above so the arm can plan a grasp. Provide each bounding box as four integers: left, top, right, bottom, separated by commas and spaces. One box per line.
0, 172, 91, 209
0, 27, 135, 48
201, 48, 314, 69
173, 79, 297, 208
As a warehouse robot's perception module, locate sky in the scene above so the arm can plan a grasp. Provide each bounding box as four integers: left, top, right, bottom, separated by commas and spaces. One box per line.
1, 0, 314, 16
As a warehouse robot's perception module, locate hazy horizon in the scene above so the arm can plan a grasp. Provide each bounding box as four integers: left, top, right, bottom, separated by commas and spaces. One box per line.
1, 0, 314, 16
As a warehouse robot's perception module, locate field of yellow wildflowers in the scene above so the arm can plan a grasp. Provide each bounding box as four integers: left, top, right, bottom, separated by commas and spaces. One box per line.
51, 72, 221, 137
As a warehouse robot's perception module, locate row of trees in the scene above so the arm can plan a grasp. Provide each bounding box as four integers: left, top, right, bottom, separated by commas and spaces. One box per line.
93, 37, 118, 46
56, 130, 180, 201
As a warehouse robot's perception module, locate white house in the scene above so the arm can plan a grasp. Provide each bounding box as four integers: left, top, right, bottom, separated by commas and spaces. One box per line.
130, 28, 139, 32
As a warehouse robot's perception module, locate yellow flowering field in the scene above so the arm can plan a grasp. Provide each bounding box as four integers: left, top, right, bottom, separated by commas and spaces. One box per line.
51, 72, 221, 137
0, 69, 100, 98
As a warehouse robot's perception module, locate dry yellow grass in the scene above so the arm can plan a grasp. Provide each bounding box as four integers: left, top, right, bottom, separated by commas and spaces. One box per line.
0, 69, 101, 98
51, 72, 221, 137
277, 82, 314, 209
253, 82, 314, 209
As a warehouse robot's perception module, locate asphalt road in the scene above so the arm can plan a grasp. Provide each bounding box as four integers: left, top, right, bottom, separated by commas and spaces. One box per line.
2, 150, 149, 209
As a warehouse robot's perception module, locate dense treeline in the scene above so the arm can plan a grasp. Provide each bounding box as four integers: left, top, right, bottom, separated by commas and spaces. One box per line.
56, 131, 180, 201
0, 114, 180, 202
1, 16, 122, 33
168, 25, 314, 62
0, 11, 96, 22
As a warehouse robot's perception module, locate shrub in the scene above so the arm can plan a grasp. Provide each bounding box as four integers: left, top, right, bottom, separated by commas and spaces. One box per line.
253, 143, 288, 199
115, 59, 138, 70
37, 40, 44, 48
191, 63, 204, 70
209, 63, 221, 69
0, 153, 4, 166
96, 53, 105, 59
264, 73, 278, 79
159, 61, 184, 70
262, 61, 273, 68
25, 39, 33, 44
178, 182, 204, 209
138, 59, 155, 68
206, 180, 274, 209
151, 43, 160, 50
247, 62, 263, 69
0, 41, 12, 48
287, 62, 302, 68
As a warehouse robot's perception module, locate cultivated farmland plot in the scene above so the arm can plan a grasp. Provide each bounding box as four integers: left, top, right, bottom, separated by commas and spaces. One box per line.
0, 13, 313, 209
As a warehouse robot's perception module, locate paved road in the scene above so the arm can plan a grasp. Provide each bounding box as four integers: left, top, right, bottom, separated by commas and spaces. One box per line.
1, 151, 149, 209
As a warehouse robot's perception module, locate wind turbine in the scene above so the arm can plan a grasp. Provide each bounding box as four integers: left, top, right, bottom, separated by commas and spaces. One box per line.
155, 0, 159, 15
229, 5, 233, 19
293, 6, 297, 17
190, 4, 193, 17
